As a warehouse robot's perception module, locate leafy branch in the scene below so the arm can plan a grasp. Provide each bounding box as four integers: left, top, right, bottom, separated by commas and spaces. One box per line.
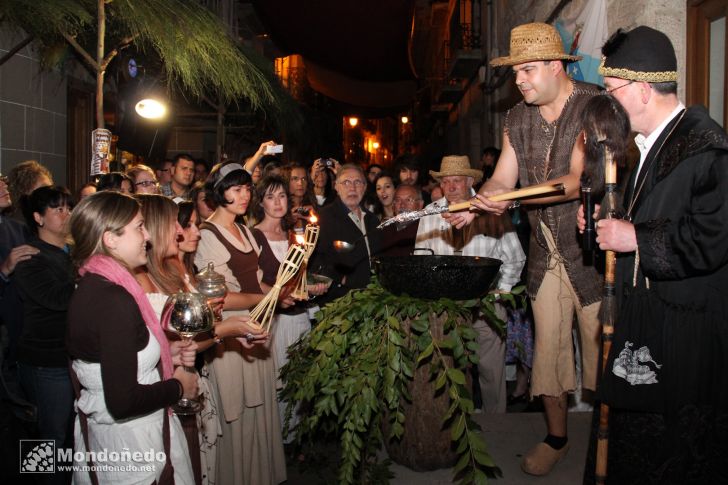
431, 335, 495, 484
280, 277, 526, 484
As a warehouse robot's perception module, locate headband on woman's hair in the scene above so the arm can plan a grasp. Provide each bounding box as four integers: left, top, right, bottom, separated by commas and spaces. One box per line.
214, 163, 245, 188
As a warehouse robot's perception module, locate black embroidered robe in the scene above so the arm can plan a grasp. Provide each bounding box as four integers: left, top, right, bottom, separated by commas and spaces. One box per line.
585, 105, 728, 484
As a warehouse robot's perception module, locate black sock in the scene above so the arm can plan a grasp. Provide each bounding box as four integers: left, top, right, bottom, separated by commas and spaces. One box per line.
544, 434, 568, 450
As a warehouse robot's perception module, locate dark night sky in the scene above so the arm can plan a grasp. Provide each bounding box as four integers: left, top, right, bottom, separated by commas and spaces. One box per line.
253, 0, 417, 111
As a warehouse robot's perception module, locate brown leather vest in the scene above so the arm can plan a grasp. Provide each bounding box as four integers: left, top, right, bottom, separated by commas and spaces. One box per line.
506, 81, 602, 306
199, 222, 263, 295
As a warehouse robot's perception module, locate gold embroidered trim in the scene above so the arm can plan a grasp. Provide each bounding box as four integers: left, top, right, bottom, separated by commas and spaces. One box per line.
598, 57, 677, 82
633, 247, 650, 289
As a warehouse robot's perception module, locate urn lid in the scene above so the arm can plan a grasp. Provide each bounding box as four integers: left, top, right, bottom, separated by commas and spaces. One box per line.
196, 262, 225, 286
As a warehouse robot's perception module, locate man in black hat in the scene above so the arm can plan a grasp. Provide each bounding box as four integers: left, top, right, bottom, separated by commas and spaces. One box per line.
581, 26, 728, 483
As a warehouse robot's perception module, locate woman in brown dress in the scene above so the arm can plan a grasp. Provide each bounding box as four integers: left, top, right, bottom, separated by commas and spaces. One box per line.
194, 162, 287, 485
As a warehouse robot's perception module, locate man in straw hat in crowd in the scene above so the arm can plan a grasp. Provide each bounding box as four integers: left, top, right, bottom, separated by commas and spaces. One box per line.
577, 26, 728, 483
416, 155, 525, 413
447, 22, 602, 475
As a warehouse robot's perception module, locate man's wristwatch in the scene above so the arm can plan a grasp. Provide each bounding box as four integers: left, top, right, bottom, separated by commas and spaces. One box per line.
508, 200, 521, 210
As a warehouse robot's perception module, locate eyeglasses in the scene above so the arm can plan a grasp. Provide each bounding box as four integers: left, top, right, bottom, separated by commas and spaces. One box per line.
393, 197, 420, 204
338, 179, 366, 188
135, 180, 159, 187
606, 81, 634, 94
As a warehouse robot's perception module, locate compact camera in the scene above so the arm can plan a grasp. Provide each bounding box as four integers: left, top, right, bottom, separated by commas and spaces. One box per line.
264, 144, 284, 154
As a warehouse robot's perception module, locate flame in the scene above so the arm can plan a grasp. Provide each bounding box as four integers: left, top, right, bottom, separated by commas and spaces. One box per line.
295, 234, 305, 245
309, 214, 318, 224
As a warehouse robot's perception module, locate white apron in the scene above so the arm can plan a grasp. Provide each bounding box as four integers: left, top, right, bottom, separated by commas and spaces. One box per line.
71, 327, 194, 485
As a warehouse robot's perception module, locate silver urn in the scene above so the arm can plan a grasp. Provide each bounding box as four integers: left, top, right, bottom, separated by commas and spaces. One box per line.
162, 291, 214, 339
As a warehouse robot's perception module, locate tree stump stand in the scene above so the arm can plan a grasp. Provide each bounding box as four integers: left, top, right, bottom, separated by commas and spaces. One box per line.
383, 311, 470, 471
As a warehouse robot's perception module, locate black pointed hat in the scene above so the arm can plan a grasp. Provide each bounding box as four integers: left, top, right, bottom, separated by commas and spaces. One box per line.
598, 26, 677, 82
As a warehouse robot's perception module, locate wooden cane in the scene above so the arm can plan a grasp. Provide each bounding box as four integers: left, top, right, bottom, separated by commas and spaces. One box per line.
446, 182, 566, 212
595, 146, 618, 485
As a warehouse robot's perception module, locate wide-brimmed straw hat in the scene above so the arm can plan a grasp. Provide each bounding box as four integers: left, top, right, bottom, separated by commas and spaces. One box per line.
429, 155, 482, 182
490, 22, 581, 67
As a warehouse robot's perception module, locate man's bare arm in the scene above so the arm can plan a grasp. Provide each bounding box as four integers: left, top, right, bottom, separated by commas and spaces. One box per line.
465, 132, 521, 217
448, 128, 587, 228
517, 131, 585, 205
480, 132, 520, 194
478, 130, 585, 205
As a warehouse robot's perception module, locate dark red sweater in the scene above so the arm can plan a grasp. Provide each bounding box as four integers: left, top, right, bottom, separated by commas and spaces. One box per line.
66, 273, 181, 420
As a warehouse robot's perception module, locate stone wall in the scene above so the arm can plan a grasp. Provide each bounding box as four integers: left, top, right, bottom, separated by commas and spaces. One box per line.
607, 0, 686, 96
447, 0, 687, 159
0, 29, 67, 185
492, 0, 685, 94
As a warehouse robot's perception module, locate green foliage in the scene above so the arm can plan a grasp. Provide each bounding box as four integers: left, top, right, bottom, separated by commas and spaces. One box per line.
281, 277, 525, 484
110, 0, 275, 108
0, 0, 92, 43
0, 0, 276, 109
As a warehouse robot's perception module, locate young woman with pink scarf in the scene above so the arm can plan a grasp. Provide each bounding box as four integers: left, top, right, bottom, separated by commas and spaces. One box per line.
65, 191, 198, 485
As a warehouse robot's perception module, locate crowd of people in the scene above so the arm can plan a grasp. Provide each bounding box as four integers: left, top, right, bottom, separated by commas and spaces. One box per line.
0, 145, 478, 485
0, 20, 726, 485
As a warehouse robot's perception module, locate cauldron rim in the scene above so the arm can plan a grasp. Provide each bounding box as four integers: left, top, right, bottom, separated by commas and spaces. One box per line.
372, 254, 503, 266
372, 254, 503, 300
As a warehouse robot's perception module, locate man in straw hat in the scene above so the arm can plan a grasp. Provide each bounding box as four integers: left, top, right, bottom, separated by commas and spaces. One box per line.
447, 22, 603, 475
416, 155, 525, 413
577, 26, 728, 483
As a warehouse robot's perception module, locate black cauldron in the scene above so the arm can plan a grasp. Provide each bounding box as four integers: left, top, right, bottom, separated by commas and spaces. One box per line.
372, 250, 502, 300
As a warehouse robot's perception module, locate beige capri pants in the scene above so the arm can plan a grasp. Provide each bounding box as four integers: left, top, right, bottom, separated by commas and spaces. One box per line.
530, 223, 601, 398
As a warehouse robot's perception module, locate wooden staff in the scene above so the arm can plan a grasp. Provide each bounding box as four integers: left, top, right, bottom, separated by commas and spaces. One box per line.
595, 145, 618, 485
446, 182, 566, 212
250, 243, 306, 332
291, 224, 319, 300
378, 182, 566, 229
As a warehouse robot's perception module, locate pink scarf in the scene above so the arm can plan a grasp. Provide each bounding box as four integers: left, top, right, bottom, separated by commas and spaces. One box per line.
80, 254, 174, 381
